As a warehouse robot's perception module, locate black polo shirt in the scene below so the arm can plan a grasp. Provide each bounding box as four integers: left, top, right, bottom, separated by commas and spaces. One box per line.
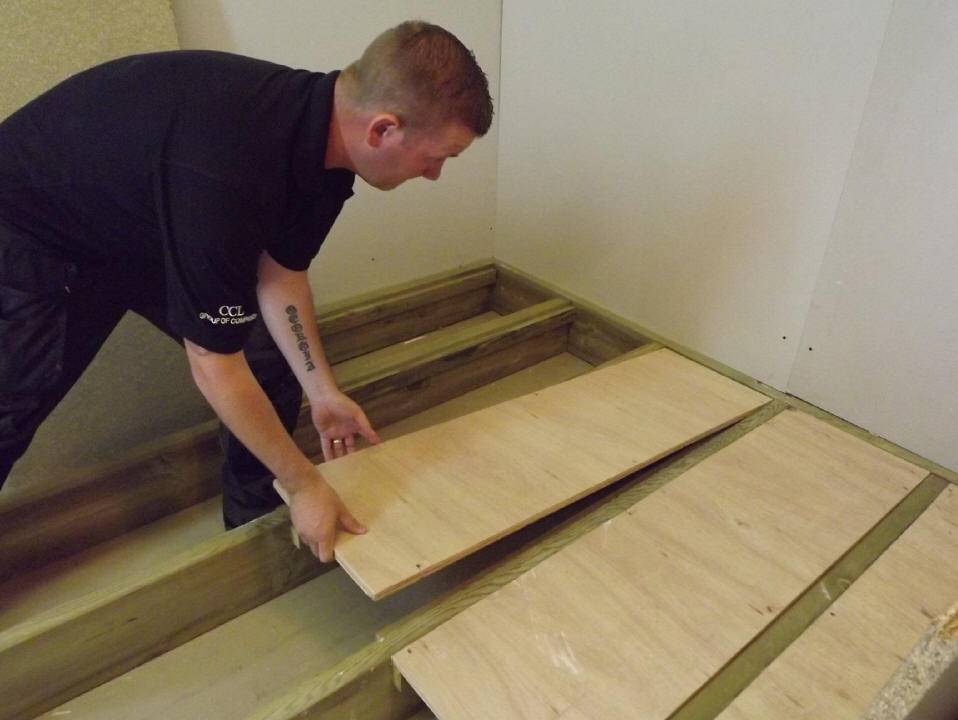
0, 50, 355, 352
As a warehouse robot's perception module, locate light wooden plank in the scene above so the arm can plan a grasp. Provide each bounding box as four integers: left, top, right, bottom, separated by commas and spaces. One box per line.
718, 484, 958, 720
665, 474, 947, 720
393, 409, 927, 720
323, 348, 770, 599
244, 404, 786, 720
28, 355, 591, 720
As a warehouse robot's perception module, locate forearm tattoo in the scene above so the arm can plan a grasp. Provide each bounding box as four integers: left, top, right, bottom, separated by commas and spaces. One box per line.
285, 305, 315, 372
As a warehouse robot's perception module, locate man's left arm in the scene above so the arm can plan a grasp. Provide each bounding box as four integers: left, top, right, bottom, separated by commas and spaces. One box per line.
255, 251, 380, 459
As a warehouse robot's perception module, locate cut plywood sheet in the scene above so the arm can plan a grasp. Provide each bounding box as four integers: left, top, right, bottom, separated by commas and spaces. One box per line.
324, 348, 770, 599
718, 483, 958, 720
393, 409, 927, 720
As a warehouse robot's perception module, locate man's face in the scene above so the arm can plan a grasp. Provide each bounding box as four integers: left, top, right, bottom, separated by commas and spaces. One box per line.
358, 121, 476, 190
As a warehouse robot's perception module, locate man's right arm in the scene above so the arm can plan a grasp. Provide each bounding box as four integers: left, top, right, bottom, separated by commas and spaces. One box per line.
184, 340, 364, 561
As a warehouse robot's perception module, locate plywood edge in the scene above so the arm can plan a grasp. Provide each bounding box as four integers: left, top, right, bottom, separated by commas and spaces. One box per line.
240, 401, 787, 720
863, 597, 958, 720
0, 505, 324, 720
491, 261, 958, 486
667, 473, 948, 720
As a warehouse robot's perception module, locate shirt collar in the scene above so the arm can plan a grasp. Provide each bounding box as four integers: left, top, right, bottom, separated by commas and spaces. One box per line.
293, 69, 355, 199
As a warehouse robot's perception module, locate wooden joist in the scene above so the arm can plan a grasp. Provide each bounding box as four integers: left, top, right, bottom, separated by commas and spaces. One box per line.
0, 296, 578, 720
0, 508, 316, 720
0, 265, 502, 578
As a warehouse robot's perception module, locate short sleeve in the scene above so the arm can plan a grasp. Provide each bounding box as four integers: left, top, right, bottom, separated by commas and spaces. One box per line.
266, 168, 354, 271
155, 163, 266, 353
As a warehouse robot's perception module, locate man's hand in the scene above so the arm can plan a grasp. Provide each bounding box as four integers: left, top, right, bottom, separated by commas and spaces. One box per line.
288, 474, 366, 562
312, 390, 381, 460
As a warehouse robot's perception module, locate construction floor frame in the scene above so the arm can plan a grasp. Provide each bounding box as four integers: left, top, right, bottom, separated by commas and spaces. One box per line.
0, 261, 955, 720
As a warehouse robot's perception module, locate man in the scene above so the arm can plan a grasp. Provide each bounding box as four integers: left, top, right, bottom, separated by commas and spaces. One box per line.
0, 21, 493, 562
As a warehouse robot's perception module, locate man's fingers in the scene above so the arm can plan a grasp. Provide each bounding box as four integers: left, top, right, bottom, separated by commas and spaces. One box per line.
339, 507, 367, 535
320, 436, 333, 462
356, 414, 381, 445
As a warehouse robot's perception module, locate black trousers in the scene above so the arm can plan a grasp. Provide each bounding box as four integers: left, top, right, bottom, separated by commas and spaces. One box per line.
0, 233, 300, 528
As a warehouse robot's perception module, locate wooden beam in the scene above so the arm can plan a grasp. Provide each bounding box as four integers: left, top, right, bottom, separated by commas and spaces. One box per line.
242, 402, 786, 720
0, 266, 499, 578
492, 263, 648, 364
336, 298, 575, 405
321, 265, 496, 363
316, 263, 494, 337
0, 300, 575, 720
0, 507, 319, 720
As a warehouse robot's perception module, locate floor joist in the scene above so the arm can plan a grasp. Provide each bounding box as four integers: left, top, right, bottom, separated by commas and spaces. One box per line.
0, 265, 530, 579
0, 297, 575, 720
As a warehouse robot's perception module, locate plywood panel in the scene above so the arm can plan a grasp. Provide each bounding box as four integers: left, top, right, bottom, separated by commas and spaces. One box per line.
324, 349, 770, 599
34, 354, 592, 720
718, 484, 958, 720
394, 409, 927, 720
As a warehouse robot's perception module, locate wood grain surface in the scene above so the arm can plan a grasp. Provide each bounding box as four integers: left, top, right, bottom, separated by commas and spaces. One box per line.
717, 483, 958, 720
323, 348, 770, 599
33, 355, 592, 720
393, 409, 928, 720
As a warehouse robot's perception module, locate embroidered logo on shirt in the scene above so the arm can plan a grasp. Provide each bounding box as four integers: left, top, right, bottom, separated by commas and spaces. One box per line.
198, 305, 259, 325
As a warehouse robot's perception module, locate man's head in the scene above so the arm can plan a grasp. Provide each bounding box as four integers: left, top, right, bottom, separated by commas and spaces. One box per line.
329, 21, 493, 189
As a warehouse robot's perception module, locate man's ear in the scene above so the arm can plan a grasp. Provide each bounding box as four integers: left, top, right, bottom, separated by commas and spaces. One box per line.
366, 114, 401, 148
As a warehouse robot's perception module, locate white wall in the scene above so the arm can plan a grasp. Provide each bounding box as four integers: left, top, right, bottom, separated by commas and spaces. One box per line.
788, 0, 958, 471
173, 0, 501, 304
495, 1, 958, 472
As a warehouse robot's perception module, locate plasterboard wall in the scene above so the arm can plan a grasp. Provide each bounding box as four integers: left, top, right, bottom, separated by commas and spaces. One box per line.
494, 1, 957, 471
788, 0, 958, 471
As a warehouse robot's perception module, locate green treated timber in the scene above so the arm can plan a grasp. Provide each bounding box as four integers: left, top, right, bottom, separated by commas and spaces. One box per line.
0, 300, 577, 720
316, 262, 495, 337
0, 265, 501, 578
667, 473, 949, 720
334, 297, 575, 403
243, 401, 787, 720
0, 507, 318, 720
492, 261, 958, 486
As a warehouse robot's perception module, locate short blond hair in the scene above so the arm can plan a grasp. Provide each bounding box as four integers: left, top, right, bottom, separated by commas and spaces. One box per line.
342, 21, 493, 136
